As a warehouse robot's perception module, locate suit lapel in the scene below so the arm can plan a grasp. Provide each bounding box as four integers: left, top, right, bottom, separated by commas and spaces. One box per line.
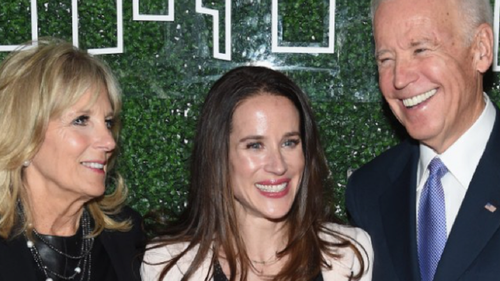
434, 108, 500, 281
379, 142, 421, 281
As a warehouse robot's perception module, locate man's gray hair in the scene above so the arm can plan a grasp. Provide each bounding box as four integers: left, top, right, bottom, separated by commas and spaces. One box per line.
371, 0, 493, 44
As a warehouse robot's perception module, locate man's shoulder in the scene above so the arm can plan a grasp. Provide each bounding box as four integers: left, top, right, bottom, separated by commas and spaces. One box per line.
346, 139, 418, 198
354, 139, 417, 177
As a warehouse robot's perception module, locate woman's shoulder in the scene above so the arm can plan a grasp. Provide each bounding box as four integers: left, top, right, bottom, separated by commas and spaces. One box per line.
321, 222, 371, 245
142, 241, 212, 281
141, 241, 189, 281
144, 240, 193, 262
320, 222, 373, 281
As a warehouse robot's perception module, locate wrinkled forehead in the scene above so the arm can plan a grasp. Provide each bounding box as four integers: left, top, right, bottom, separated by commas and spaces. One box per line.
373, 0, 459, 48
374, 0, 458, 26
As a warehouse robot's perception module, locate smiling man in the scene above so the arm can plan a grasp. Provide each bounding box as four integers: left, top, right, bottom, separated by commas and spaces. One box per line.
345, 0, 500, 281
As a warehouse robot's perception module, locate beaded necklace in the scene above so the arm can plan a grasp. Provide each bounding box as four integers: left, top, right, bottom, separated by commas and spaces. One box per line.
24, 209, 94, 281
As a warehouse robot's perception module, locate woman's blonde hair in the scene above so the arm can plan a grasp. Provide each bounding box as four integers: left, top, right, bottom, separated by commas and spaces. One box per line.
0, 37, 130, 239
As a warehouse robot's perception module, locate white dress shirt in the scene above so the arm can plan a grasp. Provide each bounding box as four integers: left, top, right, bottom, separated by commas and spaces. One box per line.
416, 94, 496, 236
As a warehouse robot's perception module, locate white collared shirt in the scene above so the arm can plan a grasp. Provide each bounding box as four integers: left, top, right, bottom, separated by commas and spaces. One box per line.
416, 94, 496, 236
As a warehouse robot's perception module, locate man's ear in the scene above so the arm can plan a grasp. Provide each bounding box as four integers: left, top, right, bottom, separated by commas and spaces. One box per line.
473, 23, 494, 73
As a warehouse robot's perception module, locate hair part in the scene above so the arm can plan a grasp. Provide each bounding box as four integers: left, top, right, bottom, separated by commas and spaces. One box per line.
0, 37, 130, 239
149, 66, 366, 281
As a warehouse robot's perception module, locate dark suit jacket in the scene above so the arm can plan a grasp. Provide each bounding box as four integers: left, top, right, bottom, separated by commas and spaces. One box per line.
0, 206, 146, 281
346, 106, 500, 281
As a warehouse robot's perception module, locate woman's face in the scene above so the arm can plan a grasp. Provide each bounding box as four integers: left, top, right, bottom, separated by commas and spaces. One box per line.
25, 88, 116, 204
229, 94, 304, 222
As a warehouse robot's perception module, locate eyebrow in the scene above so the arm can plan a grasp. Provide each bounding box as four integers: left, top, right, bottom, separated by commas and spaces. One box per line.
375, 37, 435, 59
284, 131, 301, 138
239, 135, 264, 143
67, 109, 91, 117
238, 131, 301, 143
409, 37, 433, 47
71, 109, 115, 118
375, 49, 391, 60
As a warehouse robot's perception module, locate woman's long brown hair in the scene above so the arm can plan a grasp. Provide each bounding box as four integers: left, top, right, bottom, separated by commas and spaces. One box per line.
146, 66, 366, 281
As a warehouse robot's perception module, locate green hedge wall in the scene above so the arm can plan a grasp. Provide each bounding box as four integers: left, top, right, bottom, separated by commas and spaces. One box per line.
2, 0, 500, 221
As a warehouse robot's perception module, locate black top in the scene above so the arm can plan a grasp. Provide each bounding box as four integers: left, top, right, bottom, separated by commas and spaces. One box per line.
213, 261, 324, 281
0, 206, 146, 281
32, 231, 118, 281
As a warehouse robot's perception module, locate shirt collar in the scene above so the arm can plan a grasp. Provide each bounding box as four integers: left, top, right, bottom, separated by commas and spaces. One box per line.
418, 94, 496, 187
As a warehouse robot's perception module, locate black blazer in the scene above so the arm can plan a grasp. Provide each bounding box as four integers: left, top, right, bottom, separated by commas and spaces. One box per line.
0, 206, 146, 281
346, 105, 500, 281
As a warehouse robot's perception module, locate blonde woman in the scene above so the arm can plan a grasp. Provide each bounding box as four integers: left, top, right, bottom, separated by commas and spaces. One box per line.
0, 38, 145, 281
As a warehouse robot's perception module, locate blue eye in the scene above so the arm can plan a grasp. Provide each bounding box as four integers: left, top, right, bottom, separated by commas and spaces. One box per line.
73, 115, 89, 126
246, 142, 262, 149
105, 118, 115, 129
283, 139, 300, 147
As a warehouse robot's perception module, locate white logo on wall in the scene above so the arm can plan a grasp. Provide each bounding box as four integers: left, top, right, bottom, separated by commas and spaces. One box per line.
0, 0, 123, 55
5, 0, 499, 71
0, 0, 337, 61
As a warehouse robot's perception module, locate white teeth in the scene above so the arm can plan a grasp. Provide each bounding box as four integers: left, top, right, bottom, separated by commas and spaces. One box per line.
255, 182, 287, 193
402, 89, 437, 108
81, 162, 104, 169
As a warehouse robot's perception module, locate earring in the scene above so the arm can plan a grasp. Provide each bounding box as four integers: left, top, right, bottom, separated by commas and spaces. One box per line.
22, 160, 31, 167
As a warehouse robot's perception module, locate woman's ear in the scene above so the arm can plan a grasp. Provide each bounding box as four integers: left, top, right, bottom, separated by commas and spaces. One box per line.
473, 23, 494, 73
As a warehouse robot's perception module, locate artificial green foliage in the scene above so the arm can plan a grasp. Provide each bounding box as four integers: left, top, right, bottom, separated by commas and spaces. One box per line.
78, 1, 118, 49
1, 0, 500, 222
0, 1, 32, 44
281, 0, 326, 43
118, 95, 199, 217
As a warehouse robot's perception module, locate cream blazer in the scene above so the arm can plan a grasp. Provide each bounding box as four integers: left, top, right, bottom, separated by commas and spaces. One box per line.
141, 223, 373, 281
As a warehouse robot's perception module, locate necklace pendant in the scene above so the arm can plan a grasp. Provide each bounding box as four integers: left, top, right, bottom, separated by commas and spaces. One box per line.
46, 278, 53, 281
26, 240, 34, 248
74, 267, 81, 273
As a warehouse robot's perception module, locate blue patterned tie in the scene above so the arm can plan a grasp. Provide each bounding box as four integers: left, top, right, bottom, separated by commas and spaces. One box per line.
418, 157, 448, 281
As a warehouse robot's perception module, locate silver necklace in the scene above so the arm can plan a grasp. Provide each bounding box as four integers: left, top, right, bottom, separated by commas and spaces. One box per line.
24, 209, 94, 281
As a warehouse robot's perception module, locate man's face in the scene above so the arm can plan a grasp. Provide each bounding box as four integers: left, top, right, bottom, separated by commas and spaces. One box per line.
374, 0, 490, 153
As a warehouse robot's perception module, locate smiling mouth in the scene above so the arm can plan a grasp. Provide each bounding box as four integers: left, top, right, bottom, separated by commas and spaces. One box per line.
255, 182, 288, 193
402, 89, 437, 108
81, 162, 105, 170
